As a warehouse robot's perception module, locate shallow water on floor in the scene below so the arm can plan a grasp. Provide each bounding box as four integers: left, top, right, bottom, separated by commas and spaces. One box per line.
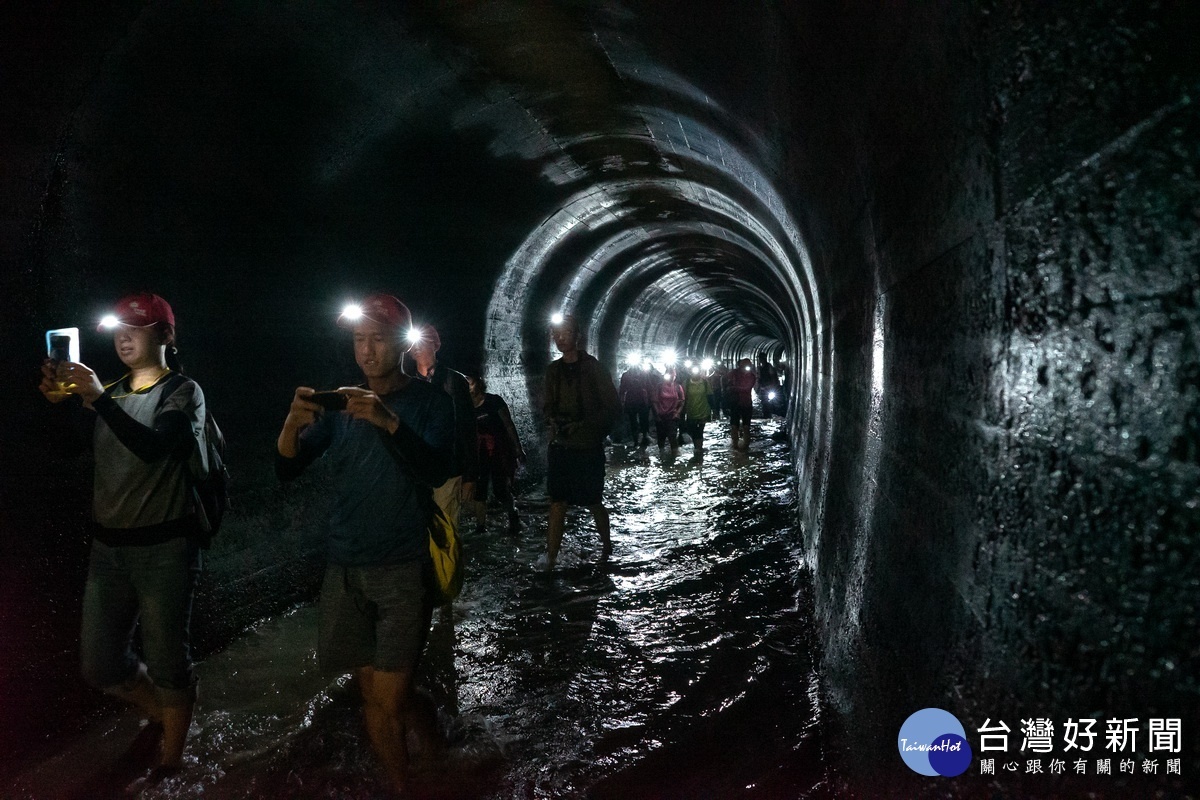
13, 418, 836, 799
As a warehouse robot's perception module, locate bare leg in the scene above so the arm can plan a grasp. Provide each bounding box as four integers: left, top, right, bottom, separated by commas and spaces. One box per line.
547, 501, 568, 567
359, 666, 420, 794
158, 701, 193, 769
589, 504, 612, 557
107, 663, 162, 723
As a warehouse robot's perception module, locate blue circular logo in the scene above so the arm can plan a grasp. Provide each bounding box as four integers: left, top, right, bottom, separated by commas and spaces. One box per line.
898, 708, 972, 777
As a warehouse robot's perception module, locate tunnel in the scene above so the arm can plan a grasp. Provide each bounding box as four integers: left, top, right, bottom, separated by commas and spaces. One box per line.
1, 1, 1197, 797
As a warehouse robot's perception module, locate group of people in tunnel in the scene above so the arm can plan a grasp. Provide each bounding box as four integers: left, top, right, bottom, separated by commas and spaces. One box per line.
36, 288, 787, 793
35, 290, 624, 793
617, 350, 787, 454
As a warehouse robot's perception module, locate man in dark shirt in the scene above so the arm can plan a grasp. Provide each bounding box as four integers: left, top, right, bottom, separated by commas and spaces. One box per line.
275, 293, 453, 794
540, 314, 619, 570
409, 324, 478, 537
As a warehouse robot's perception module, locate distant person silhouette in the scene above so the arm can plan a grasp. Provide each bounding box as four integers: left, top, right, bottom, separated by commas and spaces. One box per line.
540, 314, 619, 570
466, 374, 525, 536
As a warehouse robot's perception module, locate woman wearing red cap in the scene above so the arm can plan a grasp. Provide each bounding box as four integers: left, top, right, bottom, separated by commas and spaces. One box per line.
39, 292, 208, 779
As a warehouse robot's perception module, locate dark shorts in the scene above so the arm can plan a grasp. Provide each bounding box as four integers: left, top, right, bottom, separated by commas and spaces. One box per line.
547, 444, 606, 506
475, 452, 515, 504
318, 560, 433, 675
80, 538, 201, 708
730, 405, 754, 426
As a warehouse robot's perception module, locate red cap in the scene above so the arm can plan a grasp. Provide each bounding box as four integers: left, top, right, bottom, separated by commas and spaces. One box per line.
414, 324, 441, 350
99, 293, 175, 331
338, 293, 412, 329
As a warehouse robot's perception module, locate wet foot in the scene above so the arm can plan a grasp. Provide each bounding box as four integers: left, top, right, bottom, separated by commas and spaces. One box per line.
123, 763, 180, 796
114, 720, 163, 772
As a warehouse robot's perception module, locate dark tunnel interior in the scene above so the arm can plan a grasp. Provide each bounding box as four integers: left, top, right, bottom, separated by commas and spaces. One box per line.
1, 1, 1198, 796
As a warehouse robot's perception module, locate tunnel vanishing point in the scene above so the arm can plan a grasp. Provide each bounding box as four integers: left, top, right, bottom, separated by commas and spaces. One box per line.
1, 1, 1197, 793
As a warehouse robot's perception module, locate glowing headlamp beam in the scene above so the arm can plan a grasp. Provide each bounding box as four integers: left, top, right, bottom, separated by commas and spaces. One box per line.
341, 303, 363, 322
99, 314, 120, 330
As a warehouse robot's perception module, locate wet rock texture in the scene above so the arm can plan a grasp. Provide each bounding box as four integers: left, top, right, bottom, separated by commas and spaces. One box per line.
0, 0, 1196, 792
804, 2, 1199, 788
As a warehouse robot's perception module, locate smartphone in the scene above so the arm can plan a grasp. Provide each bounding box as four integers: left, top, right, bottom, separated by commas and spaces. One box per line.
45, 327, 80, 363
310, 391, 348, 411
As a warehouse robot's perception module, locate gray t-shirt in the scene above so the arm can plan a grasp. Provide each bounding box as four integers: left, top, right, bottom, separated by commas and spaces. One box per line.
93, 376, 205, 529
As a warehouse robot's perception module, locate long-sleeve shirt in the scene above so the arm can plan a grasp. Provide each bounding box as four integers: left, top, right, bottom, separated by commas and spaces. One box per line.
726, 367, 757, 407
85, 372, 206, 544
543, 352, 619, 449
276, 379, 454, 567
618, 368, 651, 408
651, 380, 684, 419
416, 362, 479, 482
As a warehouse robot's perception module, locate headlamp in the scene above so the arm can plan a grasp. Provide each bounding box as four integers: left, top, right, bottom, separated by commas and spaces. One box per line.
550, 312, 565, 326
99, 314, 120, 330
661, 348, 676, 366
406, 328, 422, 344
341, 303, 363, 322
701, 358, 713, 372
768, 390, 777, 401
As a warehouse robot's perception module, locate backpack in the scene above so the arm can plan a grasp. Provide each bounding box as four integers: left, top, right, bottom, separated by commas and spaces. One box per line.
159, 373, 231, 548
425, 488, 464, 605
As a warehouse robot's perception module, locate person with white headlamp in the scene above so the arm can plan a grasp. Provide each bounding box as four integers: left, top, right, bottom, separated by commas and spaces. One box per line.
541, 313, 619, 570
618, 360, 652, 447
276, 292, 454, 794
39, 291, 207, 780
408, 323, 478, 538
680, 366, 713, 459
727, 357, 757, 449
651, 366, 684, 451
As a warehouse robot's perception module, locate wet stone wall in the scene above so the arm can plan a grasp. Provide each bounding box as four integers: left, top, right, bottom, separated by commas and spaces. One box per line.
797, 4, 1200, 791
971, 98, 1200, 717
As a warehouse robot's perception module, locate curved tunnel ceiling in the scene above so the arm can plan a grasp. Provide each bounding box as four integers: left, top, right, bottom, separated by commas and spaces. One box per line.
38, 0, 823, 398
422, 2, 824, 390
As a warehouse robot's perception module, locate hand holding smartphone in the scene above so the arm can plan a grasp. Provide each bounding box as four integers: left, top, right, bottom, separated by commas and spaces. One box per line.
310, 391, 348, 411
43, 327, 81, 399
46, 327, 80, 364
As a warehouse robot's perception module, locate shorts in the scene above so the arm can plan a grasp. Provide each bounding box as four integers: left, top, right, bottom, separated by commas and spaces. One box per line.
546, 444, 606, 506
318, 560, 433, 675
81, 537, 201, 708
730, 405, 754, 426
475, 452, 515, 505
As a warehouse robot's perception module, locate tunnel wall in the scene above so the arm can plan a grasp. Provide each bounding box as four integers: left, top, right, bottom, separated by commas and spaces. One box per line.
788, 1, 1199, 784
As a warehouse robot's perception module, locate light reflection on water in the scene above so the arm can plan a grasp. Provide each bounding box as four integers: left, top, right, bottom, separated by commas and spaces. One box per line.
14, 418, 834, 799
